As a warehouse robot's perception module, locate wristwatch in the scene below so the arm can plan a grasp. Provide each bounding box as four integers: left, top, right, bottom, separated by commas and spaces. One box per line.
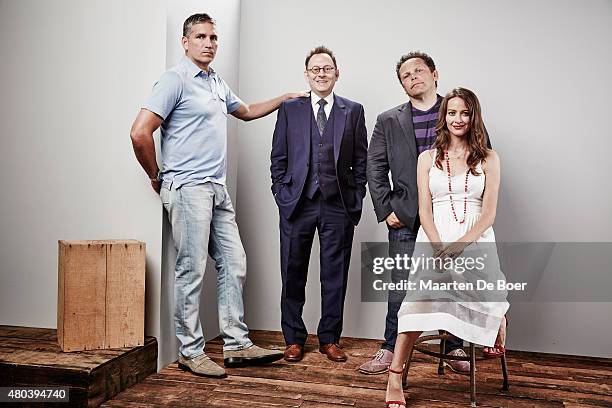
149, 170, 162, 182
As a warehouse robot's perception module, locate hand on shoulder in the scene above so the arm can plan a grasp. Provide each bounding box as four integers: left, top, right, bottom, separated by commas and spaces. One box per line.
287, 90, 310, 100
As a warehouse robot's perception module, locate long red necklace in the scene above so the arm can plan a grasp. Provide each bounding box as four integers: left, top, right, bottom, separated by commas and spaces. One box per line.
445, 150, 468, 224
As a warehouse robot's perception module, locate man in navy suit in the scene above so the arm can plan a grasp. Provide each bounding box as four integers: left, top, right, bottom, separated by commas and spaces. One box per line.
270, 46, 367, 363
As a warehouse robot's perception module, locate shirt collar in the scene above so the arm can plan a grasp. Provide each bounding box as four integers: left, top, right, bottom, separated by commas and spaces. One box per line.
181, 56, 216, 78
311, 92, 334, 110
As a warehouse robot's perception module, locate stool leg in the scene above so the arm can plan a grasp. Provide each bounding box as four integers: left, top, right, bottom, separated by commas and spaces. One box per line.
438, 333, 446, 375
470, 342, 477, 407
402, 342, 415, 389
501, 353, 510, 391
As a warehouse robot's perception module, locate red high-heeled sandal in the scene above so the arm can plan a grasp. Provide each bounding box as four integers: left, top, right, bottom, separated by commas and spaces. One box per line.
483, 344, 506, 358
385, 367, 406, 407
483, 315, 508, 358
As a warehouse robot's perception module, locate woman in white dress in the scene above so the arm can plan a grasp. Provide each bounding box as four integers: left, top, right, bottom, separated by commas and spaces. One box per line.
385, 88, 509, 408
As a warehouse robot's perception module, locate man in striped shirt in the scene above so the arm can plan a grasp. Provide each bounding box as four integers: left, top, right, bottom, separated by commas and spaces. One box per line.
361, 51, 469, 375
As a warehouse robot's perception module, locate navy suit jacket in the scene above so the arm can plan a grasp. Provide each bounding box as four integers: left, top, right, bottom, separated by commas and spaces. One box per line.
270, 95, 368, 225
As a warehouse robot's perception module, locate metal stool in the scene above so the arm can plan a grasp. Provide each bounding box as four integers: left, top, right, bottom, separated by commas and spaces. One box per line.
401, 332, 509, 407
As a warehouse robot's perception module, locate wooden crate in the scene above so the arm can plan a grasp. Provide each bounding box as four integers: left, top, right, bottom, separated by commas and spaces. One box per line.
58, 240, 145, 352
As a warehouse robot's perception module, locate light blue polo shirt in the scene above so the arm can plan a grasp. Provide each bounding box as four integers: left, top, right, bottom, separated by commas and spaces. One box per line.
144, 57, 243, 187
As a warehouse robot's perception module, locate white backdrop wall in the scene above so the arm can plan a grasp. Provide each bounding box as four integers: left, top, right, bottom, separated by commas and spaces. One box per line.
235, 0, 612, 357
0, 0, 166, 354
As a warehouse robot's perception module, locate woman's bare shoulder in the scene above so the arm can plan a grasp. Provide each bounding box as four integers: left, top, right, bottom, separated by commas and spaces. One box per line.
418, 149, 435, 167
483, 149, 500, 172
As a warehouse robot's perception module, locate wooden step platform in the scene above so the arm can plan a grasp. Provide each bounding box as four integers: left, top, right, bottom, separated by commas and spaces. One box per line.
104, 330, 612, 408
0, 326, 157, 407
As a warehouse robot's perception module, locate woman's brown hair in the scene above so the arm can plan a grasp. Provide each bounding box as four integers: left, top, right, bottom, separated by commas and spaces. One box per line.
433, 87, 488, 175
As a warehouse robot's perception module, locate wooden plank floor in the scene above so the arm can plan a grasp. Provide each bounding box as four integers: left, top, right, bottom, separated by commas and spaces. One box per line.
103, 330, 612, 407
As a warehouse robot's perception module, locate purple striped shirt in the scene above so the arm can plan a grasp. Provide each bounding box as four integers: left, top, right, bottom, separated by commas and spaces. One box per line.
412, 95, 442, 154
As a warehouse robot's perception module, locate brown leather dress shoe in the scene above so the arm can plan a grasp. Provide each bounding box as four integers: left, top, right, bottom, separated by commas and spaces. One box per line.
284, 344, 304, 362
319, 343, 347, 362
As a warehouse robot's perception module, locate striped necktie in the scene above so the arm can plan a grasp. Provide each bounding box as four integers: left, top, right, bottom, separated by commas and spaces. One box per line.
316, 99, 328, 135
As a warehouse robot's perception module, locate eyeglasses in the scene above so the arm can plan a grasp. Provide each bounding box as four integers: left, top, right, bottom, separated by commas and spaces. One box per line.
306, 65, 336, 75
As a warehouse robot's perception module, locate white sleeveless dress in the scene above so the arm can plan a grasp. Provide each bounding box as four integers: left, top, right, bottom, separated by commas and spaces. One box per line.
397, 151, 509, 347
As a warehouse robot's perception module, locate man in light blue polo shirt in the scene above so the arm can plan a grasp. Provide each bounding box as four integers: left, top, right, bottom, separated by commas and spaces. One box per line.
130, 13, 305, 378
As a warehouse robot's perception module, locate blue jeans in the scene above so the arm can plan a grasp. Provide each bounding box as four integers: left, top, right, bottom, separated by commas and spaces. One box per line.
161, 181, 252, 358
381, 226, 463, 353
